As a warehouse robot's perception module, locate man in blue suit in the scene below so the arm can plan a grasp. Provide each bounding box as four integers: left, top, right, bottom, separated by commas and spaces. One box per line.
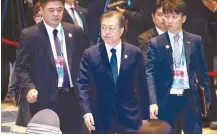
76, 11, 149, 133
15, 0, 89, 133
146, 0, 211, 133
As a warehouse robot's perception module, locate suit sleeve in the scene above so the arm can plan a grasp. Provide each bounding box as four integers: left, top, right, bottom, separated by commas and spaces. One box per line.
76, 50, 92, 116
145, 40, 157, 105
195, 37, 211, 104
136, 50, 149, 119
15, 30, 36, 97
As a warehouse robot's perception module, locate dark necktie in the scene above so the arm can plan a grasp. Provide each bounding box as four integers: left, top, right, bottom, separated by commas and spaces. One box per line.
53, 29, 70, 89
174, 35, 181, 68
110, 48, 118, 85
70, 8, 79, 25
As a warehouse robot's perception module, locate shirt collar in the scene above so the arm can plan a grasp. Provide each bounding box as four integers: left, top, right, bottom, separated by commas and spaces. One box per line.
43, 20, 62, 35
155, 26, 165, 35
168, 30, 183, 41
65, 3, 75, 10
105, 40, 122, 53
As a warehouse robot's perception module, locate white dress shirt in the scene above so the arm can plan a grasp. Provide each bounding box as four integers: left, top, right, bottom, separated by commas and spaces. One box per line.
65, 3, 84, 29
105, 41, 122, 75
155, 26, 165, 35
43, 21, 73, 88
168, 31, 190, 93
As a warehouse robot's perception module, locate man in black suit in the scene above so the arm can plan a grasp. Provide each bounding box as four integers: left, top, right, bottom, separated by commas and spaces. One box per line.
76, 11, 149, 133
63, 0, 88, 35
146, 0, 211, 133
137, 0, 166, 60
15, 0, 89, 133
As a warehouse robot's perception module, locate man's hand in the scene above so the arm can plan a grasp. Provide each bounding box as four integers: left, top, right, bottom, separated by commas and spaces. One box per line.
150, 104, 158, 119
83, 113, 95, 131
202, 0, 217, 12
26, 89, 38, 103
116, 6, 125, 14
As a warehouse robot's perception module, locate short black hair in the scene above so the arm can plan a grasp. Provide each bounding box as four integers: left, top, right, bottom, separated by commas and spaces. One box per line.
100, 11, 125, 28
40, 0, 65, 7
162, 0, 187, 16
152, 0, 164, 14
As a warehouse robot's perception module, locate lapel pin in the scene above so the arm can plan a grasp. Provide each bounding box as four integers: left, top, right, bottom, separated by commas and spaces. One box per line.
166, 45, 170, 49
124, 55, 128, 59
68, 33, 72, 38
187, 41, 190, 43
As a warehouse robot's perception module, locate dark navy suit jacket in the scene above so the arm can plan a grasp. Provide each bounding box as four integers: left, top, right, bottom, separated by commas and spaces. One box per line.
15, 21, 89, 133
146, 31, 211, 108
15, 21, 88, 102
77, 42, 149, 132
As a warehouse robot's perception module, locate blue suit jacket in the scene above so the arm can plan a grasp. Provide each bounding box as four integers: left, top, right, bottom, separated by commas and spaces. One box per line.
77, 42, 149, 132
146, 31, 211, 107
15, 21, 89, 105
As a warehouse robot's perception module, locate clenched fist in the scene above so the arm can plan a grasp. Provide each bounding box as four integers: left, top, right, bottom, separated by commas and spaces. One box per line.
26, 89, 38, 103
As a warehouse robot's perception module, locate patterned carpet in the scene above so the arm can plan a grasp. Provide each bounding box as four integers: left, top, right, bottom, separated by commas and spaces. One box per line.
1, 101, 217, 134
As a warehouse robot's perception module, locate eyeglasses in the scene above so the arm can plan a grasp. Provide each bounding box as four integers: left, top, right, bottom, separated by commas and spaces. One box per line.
101, 26, 117, 32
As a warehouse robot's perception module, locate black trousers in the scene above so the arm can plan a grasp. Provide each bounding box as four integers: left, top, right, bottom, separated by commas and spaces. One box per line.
16, 98, 31, 127
29, 89, 87, 134
158, 90, 202, 134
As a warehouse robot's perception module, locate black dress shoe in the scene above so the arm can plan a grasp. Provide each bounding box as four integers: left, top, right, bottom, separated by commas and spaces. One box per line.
210, 121, 217, 130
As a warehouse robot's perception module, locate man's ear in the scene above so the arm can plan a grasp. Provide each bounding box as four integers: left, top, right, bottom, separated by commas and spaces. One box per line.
182, 15, 187, 24
120, 27, 124, 35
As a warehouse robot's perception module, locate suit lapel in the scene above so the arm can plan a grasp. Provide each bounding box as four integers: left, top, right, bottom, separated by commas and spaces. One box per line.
99, 43, 113, 80
163, 32, 173, 71
62, 23, 73, 71
64, 8, 74, 24
183, 31, 191, 72
74, 8, 83, 22
74, 8, 86, 32
39, 22, 56, 69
